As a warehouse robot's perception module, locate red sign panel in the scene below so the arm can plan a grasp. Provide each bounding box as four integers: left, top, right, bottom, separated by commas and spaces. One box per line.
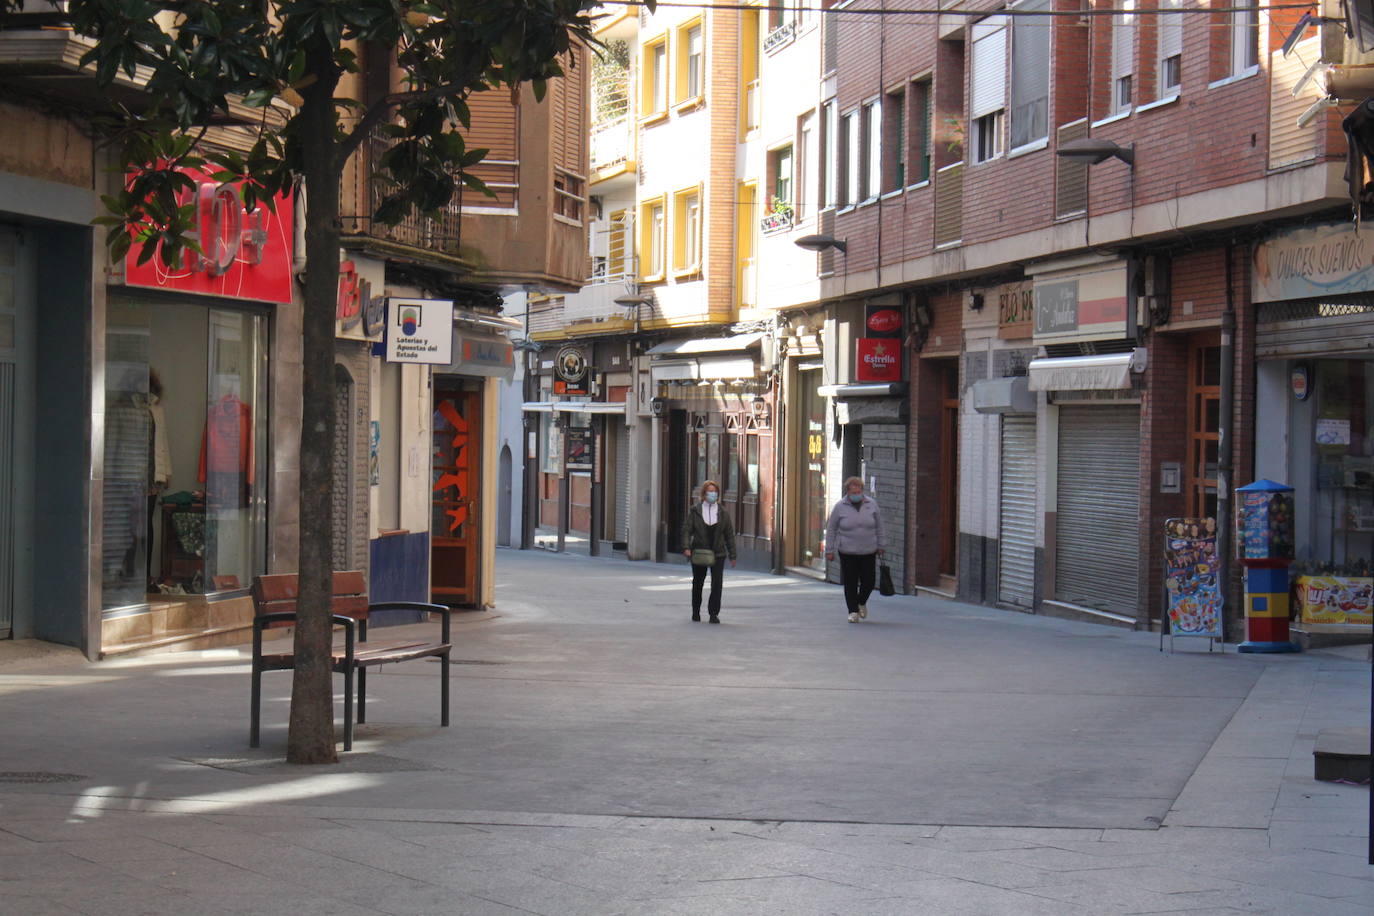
123, 169, 294, 304
866, 307, 903, 335
855, 338, 902, 382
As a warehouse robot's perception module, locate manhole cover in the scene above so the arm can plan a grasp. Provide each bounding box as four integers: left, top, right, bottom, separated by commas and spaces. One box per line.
0, 771, 86, 784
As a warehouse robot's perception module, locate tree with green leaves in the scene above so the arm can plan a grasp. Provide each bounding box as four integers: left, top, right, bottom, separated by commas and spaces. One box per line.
0, 0, 613, 764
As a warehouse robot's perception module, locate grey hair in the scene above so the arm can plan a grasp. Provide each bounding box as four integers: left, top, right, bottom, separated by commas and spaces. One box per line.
843, 476, 864, 492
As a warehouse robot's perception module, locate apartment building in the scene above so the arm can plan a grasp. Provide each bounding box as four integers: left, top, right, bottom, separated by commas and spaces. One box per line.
812, 0, 1371, 639
0, 7, 588, 655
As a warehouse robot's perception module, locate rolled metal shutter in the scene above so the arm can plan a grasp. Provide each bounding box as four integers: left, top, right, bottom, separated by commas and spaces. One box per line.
614, 419, 630, 543
1055, 405, 1140, 614
998, 415, 1036, 607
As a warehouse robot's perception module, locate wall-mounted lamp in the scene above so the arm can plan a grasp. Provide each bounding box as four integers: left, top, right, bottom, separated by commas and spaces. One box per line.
914, 302, 933, 327
968, 292, 985, 312
614, 291, 653, 333
1056, 137, 1135, 168
794, 234, 848, 254
751, 394, 770, 424
1281, 11, 1346, 58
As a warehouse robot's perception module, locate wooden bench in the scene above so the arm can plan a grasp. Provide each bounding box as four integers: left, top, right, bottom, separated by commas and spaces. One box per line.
249, 571, 451, 751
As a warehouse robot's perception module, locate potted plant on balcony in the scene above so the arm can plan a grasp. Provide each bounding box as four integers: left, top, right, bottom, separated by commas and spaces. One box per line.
761, 196, 794, 234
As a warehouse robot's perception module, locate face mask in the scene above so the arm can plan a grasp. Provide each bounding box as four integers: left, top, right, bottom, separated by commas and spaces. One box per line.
705, 491, 718, 503
848, 492, 864, 504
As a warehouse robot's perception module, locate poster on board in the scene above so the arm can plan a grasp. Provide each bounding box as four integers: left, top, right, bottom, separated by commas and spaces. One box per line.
1164, 518, 1223, 640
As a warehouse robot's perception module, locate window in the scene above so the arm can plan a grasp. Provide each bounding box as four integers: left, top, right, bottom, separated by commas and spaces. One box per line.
672, 188, 701, 272
1009, 0, 1050, 148
908, 78, 932, 184
606, 208, 631, 279
676, 19, 704, 102
798, 111, 816, 217
769, 144, 793, 208
883, 87, 906, 192
970, 15, 1007, 163
640, 197, 665, 279
1229, 0, 1258, 76
1112, 0, 1134, 113
842, 110, 860, 205
741, 10, 760, 134
1158, 0, 1183, 95
642, 38, 667, 116
821, 99, 838, 209
862, 99, 881, 200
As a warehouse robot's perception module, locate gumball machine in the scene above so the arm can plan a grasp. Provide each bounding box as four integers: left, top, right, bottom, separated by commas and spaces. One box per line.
1235, 479, 1299, 653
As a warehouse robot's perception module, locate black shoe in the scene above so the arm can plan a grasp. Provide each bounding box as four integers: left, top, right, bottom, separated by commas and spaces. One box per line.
708, 616, 720, 624
692, 612, 701, 622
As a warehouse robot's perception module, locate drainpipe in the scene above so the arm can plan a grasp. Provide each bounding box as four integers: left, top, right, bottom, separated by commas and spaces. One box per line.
1216, 244, 1236, 640
292, 182, 308, 278
650, 413, 662, 562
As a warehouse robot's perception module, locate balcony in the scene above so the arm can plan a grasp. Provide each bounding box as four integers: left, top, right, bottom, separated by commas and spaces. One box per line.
340, 130, 465, 256
760, 211, 793, 235
591, 114, 632, 173
763, 21, 797, 55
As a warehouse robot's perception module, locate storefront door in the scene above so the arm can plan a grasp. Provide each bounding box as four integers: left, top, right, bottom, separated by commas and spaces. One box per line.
998, 414, 1036, 607
1055, 404, 1141, 615
797, 368, 827, 571
0, 228, 33, 639
431, 385, 481, 605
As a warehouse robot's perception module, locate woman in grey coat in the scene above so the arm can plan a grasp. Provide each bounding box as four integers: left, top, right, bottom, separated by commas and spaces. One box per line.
681, 480, 737, 623
824, 476, 885, 622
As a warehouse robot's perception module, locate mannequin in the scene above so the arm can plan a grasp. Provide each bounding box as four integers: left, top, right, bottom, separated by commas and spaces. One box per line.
146, 369, 172, 589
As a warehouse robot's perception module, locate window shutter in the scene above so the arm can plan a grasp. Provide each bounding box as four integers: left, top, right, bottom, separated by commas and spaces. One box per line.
464, 88, 519, 208
1158, 0, 1182, 62
1009, 0, 1050, 147
552, 46, 588, 177
1113, 1, 1135, 82
970, 16, 1007, 119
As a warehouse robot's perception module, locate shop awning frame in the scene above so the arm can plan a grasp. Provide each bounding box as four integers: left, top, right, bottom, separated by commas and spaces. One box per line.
645, 332, 765, 355
817, 382, 909, 398
1027, 349, 1147, 392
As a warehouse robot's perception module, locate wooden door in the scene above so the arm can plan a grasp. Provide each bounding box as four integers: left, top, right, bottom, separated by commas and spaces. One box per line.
431, 387, 481, 606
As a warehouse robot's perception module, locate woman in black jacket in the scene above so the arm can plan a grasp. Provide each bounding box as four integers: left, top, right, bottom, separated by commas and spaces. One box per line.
681, 480, 737, 623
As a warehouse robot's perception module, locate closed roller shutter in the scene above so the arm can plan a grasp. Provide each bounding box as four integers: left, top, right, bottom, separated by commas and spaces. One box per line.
615, 419, 630, 543
1055, 405, 1140, 614
998, 415, 1036, 607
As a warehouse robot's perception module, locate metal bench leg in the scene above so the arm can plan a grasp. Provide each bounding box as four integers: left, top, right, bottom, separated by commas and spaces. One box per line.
357, 666, 367, 724
250, 662, 262, 748
441, 652, 450, 727
342, 664, 354, 752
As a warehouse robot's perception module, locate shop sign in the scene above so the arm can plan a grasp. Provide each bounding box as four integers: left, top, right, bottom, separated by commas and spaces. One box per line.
384, 298, 454, 364
996, 280, 1034, 339
336, 260, 384, 340
864, 305, 904, 338
565, 426, 594, 471
1032, 261, 1131, 344
1253, 222, 1374, 302
123, 168, 294, 304
855, 338, 902, 382
447, 330, 515, 379
1297, 575, 1373, 625
1163, 518, 1223, 639
554, 344, 590, 395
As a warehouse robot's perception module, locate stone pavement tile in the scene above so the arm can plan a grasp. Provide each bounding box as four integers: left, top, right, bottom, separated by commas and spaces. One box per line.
962, 843, 1161, 873
1189, 858, 1374, 900
1164, 797, 1278, 829
1271, 849, 1374, 880
191, 842, 437, 899
1156, 884, 1374, 916
929, 825, 1106, 847
202, 812, 361, 836
0, 827, 44, 853
1016, 878, 1232, 912
52, 835, 210, 867
864, 875, 1097, 915
450, 875, 632, 916
1099, 825, 1272, 852
1067, 863, 1248, 895
0, 895, 84, 916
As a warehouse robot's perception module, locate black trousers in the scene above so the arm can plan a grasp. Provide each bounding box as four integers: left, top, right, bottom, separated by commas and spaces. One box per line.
839, 552, 877, 614
691, 558, 726, 617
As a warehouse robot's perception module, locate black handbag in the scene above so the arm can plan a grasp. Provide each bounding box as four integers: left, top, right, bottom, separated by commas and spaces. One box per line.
878, 563, 895, 597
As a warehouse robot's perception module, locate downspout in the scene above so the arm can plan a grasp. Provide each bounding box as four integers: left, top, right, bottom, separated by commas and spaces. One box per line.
1216, 243, 1236, 640
292, 181, 308, 278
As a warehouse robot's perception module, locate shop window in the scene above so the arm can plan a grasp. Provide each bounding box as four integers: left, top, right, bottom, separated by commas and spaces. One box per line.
746, 435, 760, 494
725, 432, 740, 494
102, 300, 268, 609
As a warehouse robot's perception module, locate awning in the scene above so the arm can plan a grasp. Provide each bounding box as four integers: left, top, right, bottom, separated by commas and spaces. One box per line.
438, 329, 515, 379
817, 382, 908, 398
645, 332, 765, 355
521, 401, 627, 415
971, 377, 1035, 414
649, 355, 758, 384
1027, 349, 1147, 392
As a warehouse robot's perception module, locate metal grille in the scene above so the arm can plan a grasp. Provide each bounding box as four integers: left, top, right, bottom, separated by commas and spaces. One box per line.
332, 370, 353, 572
998, 415, 1036, 607
614, 419, 630, 543
1055, 405, 1140, 615
933, 163, 964, 246
1257, 297, 1374, 322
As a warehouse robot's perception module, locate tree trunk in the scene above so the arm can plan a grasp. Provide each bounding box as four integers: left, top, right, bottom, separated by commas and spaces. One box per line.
287, 44, 344, 765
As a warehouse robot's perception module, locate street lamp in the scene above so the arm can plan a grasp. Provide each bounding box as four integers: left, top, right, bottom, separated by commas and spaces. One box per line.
614, 292, 653, 334
794, 234, 848, 254
1056, 137, 1135, 168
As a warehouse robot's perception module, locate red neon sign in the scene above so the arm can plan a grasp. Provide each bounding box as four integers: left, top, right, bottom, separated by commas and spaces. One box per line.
123, 168, 295, 304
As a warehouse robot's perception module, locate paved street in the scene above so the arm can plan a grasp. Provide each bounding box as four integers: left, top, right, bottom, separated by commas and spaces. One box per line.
1, 548, 1372, 914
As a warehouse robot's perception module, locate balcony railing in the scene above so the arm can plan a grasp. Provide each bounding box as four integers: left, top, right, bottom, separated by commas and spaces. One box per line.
340, 130, 464, 254
764, 20, 797, 54
760, 210, 793, 235
591, 114, 632, 171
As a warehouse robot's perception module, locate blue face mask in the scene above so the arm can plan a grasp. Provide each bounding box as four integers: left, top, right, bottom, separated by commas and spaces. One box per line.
705, 491, 718, 504
848, 492, 864, 504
